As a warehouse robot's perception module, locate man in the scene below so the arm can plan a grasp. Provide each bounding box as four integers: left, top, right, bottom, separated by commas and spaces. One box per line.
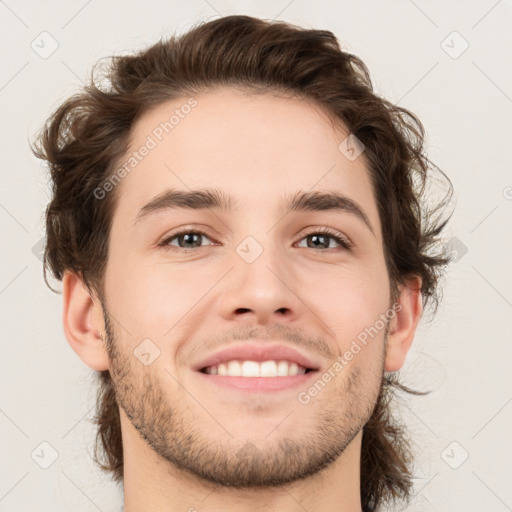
31, 14, 453, 512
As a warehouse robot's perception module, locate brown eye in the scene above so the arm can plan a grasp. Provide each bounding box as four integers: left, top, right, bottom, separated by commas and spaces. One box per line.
159, 230, 213, 250
297, 229, 352, 250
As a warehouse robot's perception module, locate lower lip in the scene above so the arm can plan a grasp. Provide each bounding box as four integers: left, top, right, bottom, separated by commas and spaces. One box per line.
196, 370, 318, 392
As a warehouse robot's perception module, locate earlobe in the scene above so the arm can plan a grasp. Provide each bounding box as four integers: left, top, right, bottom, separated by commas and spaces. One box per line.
384, 277, 423, 373
62, 271, 110, 371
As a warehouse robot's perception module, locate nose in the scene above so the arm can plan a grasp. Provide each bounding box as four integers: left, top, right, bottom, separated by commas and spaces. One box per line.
217, 239, 303, 326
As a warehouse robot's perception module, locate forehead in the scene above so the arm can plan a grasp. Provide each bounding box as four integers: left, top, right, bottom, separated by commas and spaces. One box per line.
113, 87, 380, 233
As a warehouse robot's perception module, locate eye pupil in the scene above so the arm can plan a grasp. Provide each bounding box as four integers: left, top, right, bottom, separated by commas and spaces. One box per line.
180, 233, 201, 248
309, 234, 329, 249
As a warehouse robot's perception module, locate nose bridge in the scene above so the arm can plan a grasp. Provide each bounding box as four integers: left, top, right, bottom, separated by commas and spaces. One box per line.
219, 229, 301, 322
234, 230, 287, 288
230, 205, 282, 271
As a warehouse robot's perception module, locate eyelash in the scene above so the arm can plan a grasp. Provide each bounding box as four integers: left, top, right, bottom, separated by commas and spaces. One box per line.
157, 227, 353, 252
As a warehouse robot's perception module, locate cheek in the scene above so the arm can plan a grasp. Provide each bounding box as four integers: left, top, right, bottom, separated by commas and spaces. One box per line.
104, 256, 166, 338
300, 259, 391, 341
106, 257, 214, 341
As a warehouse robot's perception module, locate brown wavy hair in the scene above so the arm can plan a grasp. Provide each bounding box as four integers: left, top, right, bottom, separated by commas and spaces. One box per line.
30, 14, 453, 512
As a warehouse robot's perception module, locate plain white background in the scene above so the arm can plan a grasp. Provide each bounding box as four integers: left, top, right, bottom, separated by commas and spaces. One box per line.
1, 1, 511, 510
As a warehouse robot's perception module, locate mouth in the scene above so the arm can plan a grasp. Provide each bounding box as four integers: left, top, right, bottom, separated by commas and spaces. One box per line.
201, 359, 315, 376
192, 342, 323, 392
196, 359, 319, 392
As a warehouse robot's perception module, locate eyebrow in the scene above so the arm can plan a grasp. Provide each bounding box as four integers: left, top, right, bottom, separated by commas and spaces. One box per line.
134, 187, 375, 236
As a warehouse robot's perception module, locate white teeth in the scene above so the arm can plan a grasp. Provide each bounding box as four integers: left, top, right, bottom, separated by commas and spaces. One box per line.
241, 361, 260, 377
276, 360, 290, 376
227, 361, 242, 376
205, 360, 308, 377
260, 360, 277, 377
288, 362, 299, 376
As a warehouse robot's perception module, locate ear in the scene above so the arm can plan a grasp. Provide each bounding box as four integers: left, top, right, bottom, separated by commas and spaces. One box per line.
384, 276, 423, 372
62, 270, 110, 371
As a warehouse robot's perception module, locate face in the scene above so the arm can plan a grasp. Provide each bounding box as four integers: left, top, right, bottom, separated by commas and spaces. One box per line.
100, 87, 393, 487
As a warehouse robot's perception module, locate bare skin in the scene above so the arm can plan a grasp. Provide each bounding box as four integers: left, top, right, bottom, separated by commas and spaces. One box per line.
62, 87, 422, 512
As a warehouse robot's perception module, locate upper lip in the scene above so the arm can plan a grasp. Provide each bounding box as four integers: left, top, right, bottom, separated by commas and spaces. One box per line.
193, 342, 322, 372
